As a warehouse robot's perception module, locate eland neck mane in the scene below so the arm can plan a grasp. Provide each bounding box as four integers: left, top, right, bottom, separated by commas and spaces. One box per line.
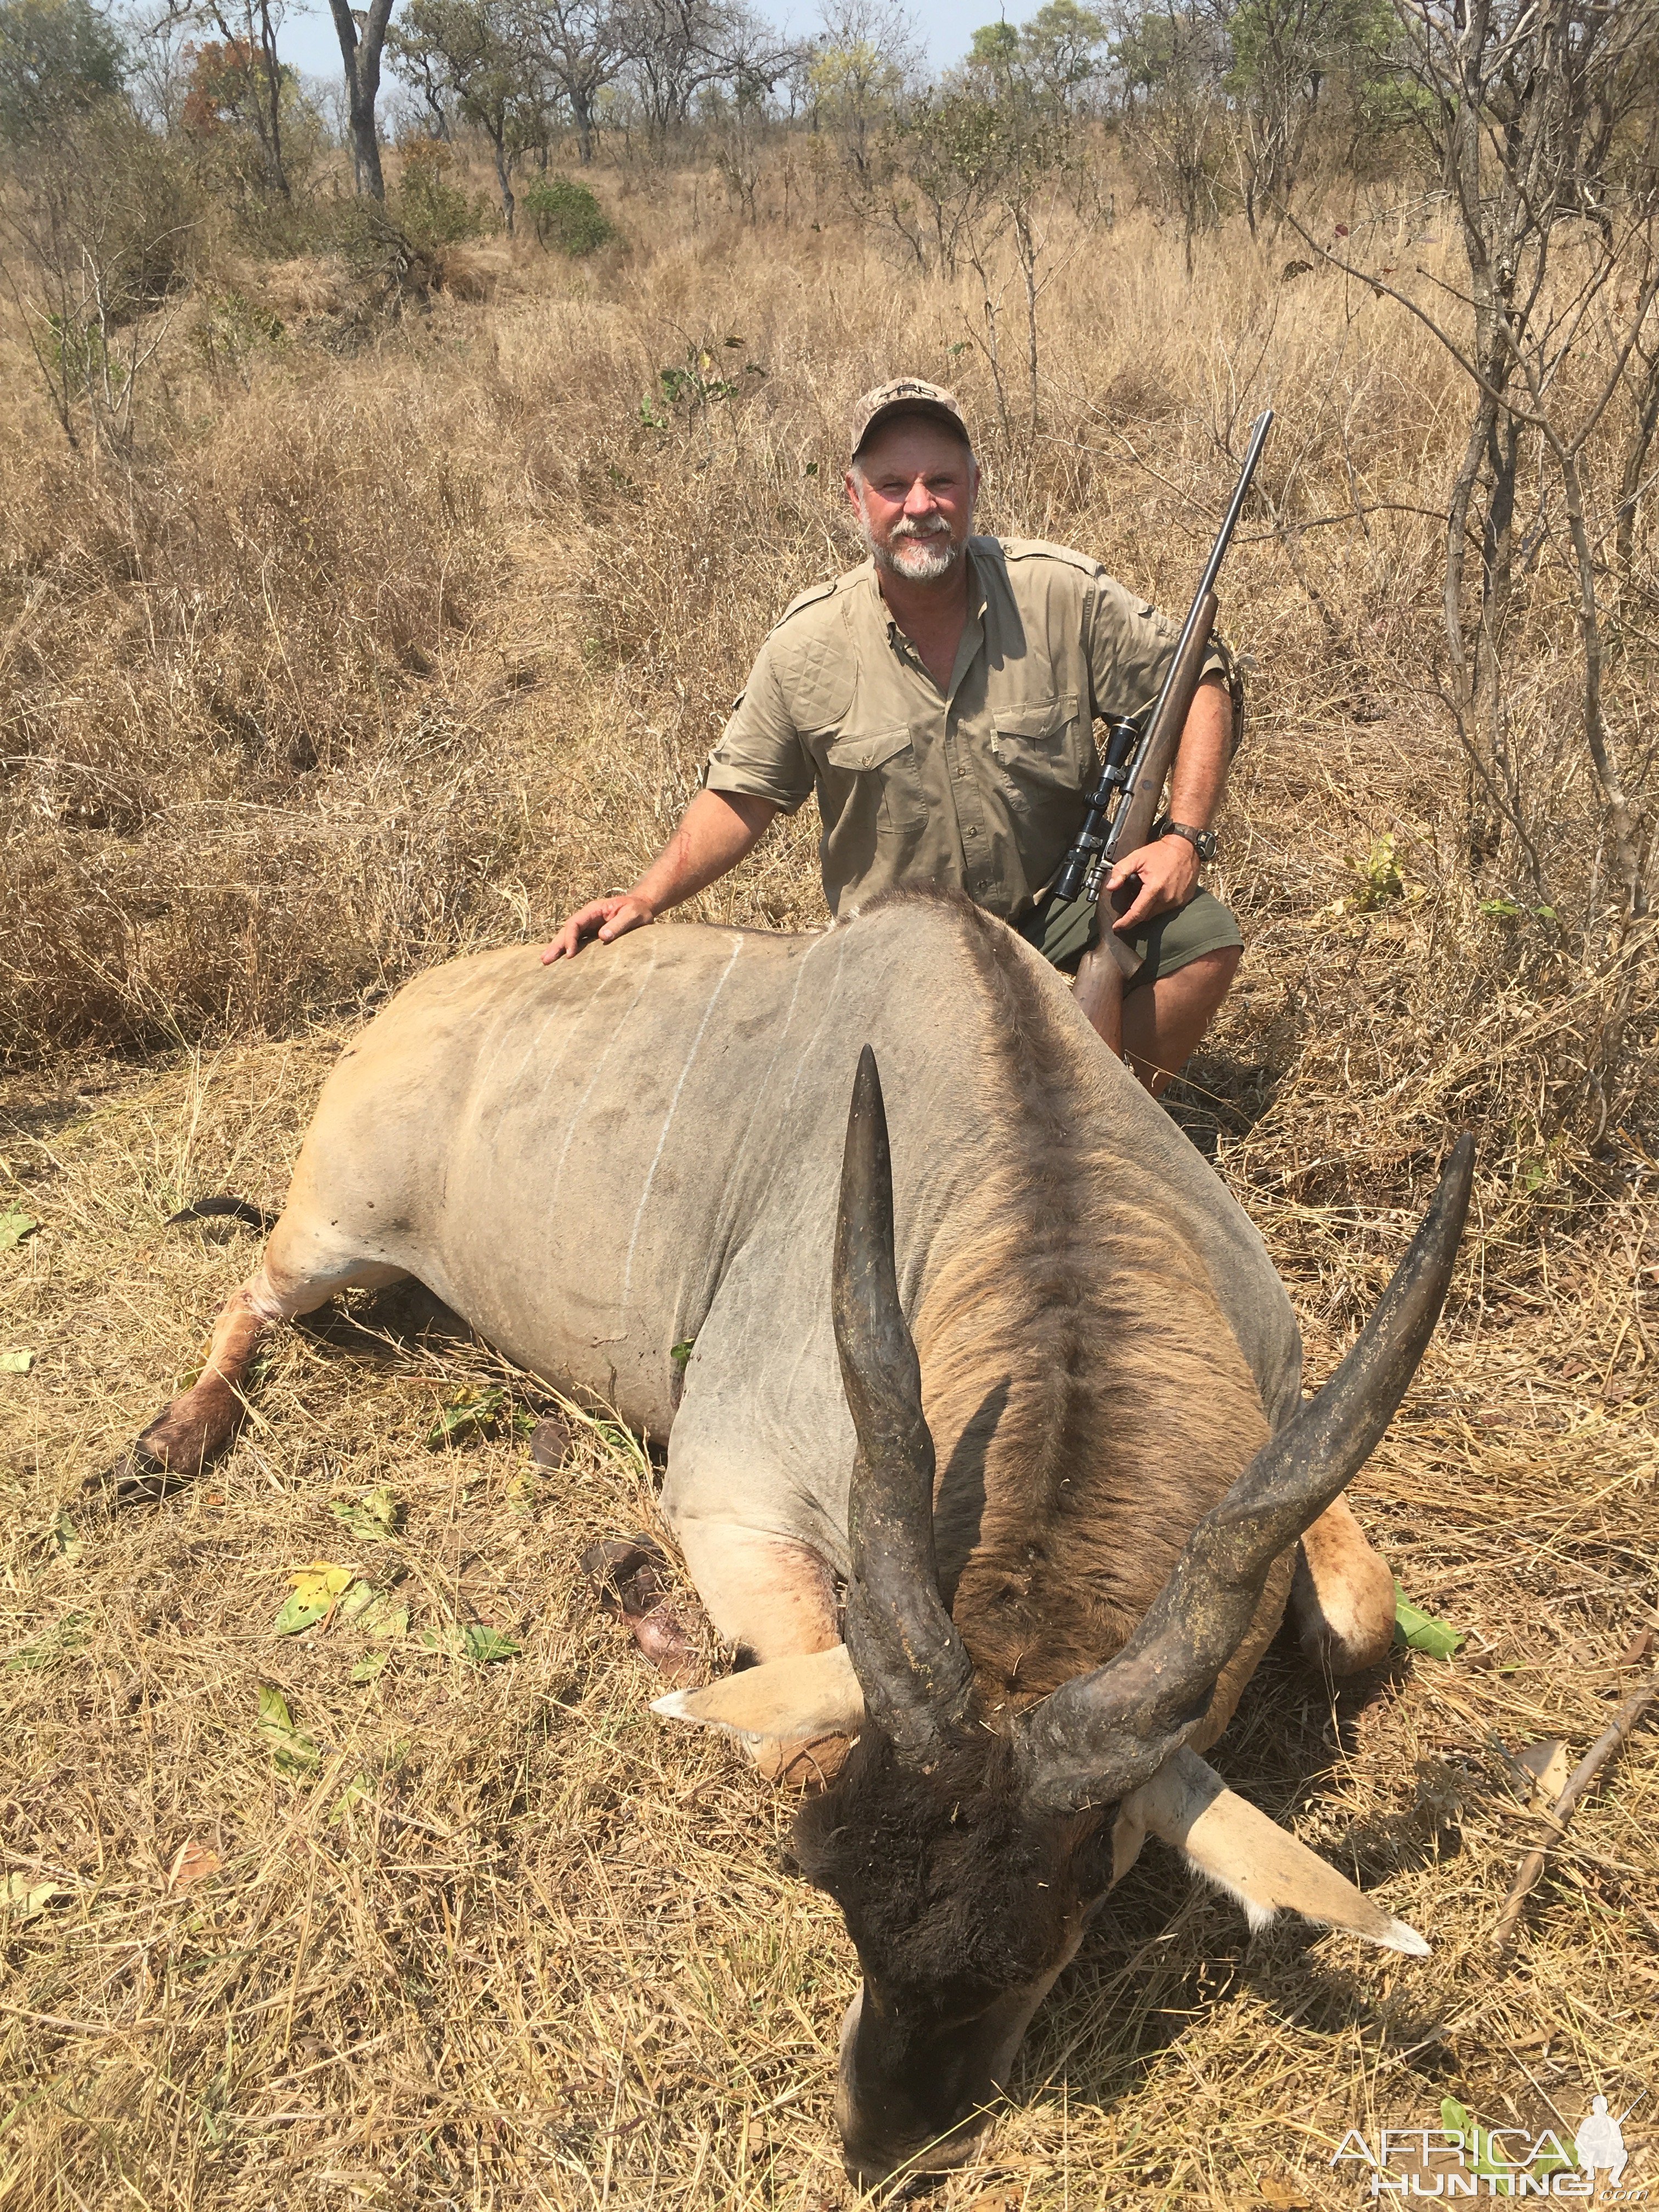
876, 890, 1278, 1723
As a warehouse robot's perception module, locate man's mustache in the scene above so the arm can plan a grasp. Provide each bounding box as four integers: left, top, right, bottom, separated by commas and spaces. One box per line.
889, 516, 952, 540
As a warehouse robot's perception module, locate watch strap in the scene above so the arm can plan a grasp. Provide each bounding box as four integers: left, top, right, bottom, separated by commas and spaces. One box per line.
1160, 820, 1217, 861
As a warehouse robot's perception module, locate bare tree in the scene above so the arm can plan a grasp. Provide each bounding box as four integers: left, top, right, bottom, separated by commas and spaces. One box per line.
1295, 0, 1659, 1131
624, 0, 765, 138
326, 0, 397, 195
516, 0, 628, 161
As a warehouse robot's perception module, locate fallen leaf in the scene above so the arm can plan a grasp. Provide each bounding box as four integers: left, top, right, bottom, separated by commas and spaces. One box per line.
459, 1623, 520, 1666
1259, 2176, 1312, 2209
337, 1583, 409, 1640
328, 1485, 403, 1541
427, 1386, 526, 1449
330, 1773, 374, 1824
273, 1561, 356, 1636
1515, 1739, 1570, 1809
168, 1839, 220, 1889
1620, 1628, 1654, 1666
350, 1650, 391, 1684
3, 1873, 61, 1921
0, 1350, 36, 1374
0, 1212, 37, 1252
256, 1684, 319, 1774
52, 1511, 83, 1564
528, 1415, 572, 1468
4, 1611, 92, 1672
1394, 1584, 1465, 1658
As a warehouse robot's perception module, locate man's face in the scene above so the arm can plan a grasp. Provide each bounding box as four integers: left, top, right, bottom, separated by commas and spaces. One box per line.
847, 419, 979, 586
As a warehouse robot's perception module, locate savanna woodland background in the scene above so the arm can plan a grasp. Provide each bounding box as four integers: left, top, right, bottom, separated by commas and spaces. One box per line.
2, 0, 1658, 2199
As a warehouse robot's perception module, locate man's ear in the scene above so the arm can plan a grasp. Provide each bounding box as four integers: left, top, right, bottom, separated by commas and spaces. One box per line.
652, 1643, 865, 1749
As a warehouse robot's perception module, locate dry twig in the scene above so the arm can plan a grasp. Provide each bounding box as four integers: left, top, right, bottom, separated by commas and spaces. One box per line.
1493, 1668, 1659, 1952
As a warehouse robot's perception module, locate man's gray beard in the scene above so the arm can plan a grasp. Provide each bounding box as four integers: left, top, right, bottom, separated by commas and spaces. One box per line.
859, 514, 964, 583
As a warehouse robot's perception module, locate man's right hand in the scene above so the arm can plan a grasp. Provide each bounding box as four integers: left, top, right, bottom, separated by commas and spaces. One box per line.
541, 894, 656, 964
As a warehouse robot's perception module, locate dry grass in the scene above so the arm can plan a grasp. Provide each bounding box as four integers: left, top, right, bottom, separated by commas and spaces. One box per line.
2, 155, 1658, 2208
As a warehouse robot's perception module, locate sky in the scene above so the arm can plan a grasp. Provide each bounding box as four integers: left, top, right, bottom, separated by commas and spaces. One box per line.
273, 0, 981, 95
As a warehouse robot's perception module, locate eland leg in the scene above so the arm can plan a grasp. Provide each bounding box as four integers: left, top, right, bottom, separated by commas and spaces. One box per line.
97, 1209, 407, 1506
1290, 1497, 1397, 1673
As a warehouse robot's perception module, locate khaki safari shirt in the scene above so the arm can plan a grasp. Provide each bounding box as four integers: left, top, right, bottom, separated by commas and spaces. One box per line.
704, 537, 1234, 922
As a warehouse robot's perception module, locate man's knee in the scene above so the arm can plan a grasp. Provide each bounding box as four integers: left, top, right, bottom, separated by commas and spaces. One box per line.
1166, 942, 1240, 1010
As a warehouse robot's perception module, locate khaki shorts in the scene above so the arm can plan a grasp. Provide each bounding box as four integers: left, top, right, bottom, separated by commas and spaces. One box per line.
1017, 884, 1243, 991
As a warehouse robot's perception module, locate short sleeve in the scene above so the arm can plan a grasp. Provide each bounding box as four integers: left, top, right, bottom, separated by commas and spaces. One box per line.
702, 632, 816, 815
1082, 572, 1235, 742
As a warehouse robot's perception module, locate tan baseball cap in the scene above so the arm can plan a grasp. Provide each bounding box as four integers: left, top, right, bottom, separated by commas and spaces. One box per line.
850, 377, 972, 460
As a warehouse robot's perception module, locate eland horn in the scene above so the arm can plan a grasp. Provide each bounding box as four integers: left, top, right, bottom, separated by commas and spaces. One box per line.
832, 1046, 974, 1764
1017, 1133, 1476, 1815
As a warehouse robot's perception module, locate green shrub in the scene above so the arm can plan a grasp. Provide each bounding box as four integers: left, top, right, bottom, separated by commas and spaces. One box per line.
519, 176, 613, 256
397, 140, 482, 250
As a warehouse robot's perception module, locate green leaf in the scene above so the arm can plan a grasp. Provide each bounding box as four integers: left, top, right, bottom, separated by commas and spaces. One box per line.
426, 1385, 509, 1449
256, 1684, 319, 1774
670, 1338, 696, 1370
4, 1610, 92, 1672
422, 1620, 521, 1664
1394, 1583, 1464, 1658
3, 1873, 61, 1921
350, 1650, 391, 1685
53, 1510, 83, 1564
460, 1624, 521, 1666
0, 1212, 38, 1252
1440, 2098, 1572, 2182
0, 1350, 36, 1374
272, 1561, 357, 1636
329, 1773, 374, 1824
328, 1485, 404, 1540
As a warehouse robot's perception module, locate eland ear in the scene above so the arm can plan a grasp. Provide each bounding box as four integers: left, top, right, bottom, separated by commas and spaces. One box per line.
1121, 1746, 1429, 1956
651, 1644, 866, 1749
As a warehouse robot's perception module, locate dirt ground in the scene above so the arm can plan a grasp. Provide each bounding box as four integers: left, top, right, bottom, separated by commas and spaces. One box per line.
2, 1008, 1655, 2210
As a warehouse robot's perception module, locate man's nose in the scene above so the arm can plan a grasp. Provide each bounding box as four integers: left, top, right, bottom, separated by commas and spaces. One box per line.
901, 476, 938, 516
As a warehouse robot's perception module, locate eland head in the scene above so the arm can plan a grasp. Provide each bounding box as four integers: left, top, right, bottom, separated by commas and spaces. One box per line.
735, 1047, 1469, 2183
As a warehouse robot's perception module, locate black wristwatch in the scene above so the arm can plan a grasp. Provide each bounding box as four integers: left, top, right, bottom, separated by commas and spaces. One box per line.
1161, 820, 1217, 862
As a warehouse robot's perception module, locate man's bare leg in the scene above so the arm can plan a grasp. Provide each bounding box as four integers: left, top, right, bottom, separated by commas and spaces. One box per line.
1121, 945, 1240, 1096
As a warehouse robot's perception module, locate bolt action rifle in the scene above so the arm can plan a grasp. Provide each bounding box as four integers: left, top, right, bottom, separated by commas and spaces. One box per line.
1062, 410, 1273, 1051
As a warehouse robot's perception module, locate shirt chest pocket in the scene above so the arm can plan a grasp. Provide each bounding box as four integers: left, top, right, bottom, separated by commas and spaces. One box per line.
989, 691, 1087, 792
820, 722, 929, 834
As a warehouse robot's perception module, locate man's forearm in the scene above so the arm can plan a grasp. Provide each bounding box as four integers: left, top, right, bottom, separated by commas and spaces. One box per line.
1165, 674, 1232, 830
631, 788, 778, 916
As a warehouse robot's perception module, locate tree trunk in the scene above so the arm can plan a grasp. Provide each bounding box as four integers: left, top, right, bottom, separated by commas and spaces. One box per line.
326, 0, 395, 200
491, 123, 515, 233
255, 0, 289, 198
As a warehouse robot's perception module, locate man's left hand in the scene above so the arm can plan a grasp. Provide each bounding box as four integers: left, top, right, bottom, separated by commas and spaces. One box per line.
1104, 833, 1199, 935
